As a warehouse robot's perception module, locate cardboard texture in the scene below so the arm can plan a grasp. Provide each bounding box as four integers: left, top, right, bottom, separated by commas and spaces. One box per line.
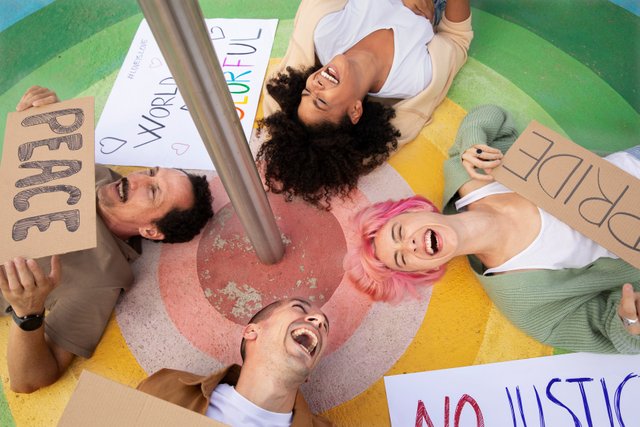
58, 371, 227, 427
492, 121, 640, 269
0, 98, 96, 264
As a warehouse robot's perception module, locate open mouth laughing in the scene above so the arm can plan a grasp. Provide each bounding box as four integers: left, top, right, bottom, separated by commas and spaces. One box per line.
291, 327, 319, 357
320, 66, 339, 85
116, 178, 129, 203
425, 228, 440, 256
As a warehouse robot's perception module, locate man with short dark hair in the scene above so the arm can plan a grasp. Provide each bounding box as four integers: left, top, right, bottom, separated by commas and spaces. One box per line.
0, 86, 214, 393
138, 298, 333, 426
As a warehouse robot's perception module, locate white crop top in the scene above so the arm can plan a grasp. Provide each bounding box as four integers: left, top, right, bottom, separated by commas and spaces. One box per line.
314, 0, 434, 99
454, 150, 640, 275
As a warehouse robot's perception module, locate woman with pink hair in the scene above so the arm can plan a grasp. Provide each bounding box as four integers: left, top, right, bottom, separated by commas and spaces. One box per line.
344, 105, 640, 354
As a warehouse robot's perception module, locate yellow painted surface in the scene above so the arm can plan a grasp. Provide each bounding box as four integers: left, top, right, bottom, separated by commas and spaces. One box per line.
1, 315, 146, 426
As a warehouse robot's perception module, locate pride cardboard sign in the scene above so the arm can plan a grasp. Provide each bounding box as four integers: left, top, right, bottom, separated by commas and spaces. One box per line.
95, 18, 277, 170
492, 122, 640, 269
0, 98, 96, 263
385, 353, 640, 426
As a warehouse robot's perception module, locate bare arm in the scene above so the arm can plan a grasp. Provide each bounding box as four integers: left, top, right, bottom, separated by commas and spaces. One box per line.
2, 257, 75, 393
7, 319, 75, 393
444, 0, 470, 22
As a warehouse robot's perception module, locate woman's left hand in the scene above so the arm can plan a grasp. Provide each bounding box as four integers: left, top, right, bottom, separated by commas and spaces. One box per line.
618, 283, 640, 335
461, 144, 503, 181
402, 0, 435, 23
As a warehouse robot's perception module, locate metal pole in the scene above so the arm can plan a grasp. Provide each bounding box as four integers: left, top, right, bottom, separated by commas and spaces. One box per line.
137, 0, 284, 264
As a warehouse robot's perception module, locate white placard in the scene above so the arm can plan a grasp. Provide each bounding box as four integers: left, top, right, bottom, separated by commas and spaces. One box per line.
384, 353, 640, 426
95, 18, 277, 170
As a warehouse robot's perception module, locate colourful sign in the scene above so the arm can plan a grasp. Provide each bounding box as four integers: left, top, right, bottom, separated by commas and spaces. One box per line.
95, 19, 277, 170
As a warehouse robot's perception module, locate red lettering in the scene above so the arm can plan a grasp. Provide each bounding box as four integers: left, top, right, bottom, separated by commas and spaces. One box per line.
223, 57, 253, 67
454, 394, 484, 427
415, 400, 435, 427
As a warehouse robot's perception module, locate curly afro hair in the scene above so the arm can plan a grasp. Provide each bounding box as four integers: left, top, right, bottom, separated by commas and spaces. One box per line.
257, 66, 400, 209
153, 172, 214, 243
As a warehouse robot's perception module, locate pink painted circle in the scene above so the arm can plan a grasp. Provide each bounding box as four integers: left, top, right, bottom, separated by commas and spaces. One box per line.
197, 196, 346, 323
158, 178, 373, 361
117, 167, 428, 412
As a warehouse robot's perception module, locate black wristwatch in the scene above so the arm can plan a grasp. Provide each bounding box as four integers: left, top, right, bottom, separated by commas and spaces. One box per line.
5, 306, 45, 331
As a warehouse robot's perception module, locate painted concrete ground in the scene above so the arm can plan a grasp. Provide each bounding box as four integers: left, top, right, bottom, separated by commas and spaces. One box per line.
0, 1, 638, 426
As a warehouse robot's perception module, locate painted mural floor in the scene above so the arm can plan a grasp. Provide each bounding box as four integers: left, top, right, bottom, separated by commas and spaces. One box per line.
0, 1, 638, 426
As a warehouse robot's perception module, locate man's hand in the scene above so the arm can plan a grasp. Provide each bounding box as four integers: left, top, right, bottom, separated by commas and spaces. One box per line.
402, 0, 435, 23
618, 283, 640, 335
16, 86, 59, 111
461, 144, 504, 181
0, 256, 60, 317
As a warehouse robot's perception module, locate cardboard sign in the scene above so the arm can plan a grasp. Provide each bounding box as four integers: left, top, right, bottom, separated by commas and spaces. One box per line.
58, 371, 227, 427
0, 98, 96, 264
492, 121, 640, 269
95, 18, 277, 170
384, 352, 640, 427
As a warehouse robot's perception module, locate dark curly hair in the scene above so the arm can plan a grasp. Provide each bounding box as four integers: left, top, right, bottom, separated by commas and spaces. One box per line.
153, 173, 214, 243
257, 66, 400, 209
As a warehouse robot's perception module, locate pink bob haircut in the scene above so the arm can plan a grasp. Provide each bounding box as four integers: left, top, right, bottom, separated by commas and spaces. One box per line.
343, 195, 447, 302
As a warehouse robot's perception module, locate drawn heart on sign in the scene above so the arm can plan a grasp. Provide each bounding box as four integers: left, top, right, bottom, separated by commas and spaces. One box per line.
99, 137, 127, 154
171, 143, 190, 156
149, 57, 163, 68
210, 26, 225, 40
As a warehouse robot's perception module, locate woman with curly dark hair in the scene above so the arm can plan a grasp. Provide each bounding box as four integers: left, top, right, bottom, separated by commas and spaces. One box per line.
258, 0, 473, 208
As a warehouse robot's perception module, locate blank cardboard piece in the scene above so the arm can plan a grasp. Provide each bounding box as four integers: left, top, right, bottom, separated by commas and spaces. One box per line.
493, 121, 640, 269
0, 98, 96, 264
58, 371, 227, 427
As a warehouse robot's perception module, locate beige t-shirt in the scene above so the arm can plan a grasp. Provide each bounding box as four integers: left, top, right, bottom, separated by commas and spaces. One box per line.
41, 165, 139, 358
261, 0, 473, 147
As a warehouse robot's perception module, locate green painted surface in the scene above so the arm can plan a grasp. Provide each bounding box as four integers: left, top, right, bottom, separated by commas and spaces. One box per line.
469, 9, 639, 152
0, 383, 16, 427
199, 0, 298, 19
0, 0, 140, 95
272, 19, 294, 58
0, 0, 298, 96
449, 57, 567, 135
473, 0, 640, 113
0, 15, 144, 153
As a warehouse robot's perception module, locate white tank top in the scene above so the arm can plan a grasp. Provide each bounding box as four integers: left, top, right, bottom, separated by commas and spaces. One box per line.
453, 150, 640, 274
314, 0, 434, 99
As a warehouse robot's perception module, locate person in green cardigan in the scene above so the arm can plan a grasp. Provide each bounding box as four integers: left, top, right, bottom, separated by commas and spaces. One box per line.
343, 105, 640, 354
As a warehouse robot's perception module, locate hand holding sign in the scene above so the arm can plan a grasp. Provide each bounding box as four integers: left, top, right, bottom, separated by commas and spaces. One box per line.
461, 144, 503, 181
1, 89, 96, 263
16, 86, 60, 112
0, 256, 60, 317
619, 283, 640, 336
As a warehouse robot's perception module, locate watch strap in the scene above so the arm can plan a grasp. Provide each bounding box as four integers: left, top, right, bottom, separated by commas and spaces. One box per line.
6, 305, 45, 331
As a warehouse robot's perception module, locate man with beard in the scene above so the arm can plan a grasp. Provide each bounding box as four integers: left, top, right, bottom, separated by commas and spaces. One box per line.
0, 86, 214, 393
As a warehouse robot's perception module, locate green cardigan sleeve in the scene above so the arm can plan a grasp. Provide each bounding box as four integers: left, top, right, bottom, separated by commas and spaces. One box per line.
479, 260, 640, 354
442, 105, 519, 210
443, 106, 640, 354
